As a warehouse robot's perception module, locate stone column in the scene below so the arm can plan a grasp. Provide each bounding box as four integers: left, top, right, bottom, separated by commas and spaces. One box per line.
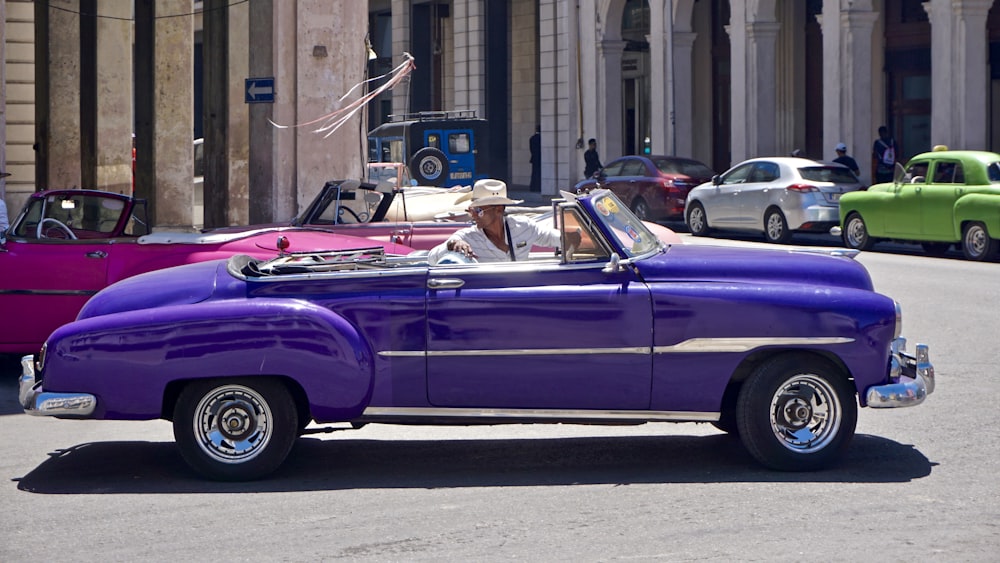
45, 0, 82, 190
248, 0, 297, 224
391, 0, 411, 115
648, 1, 668, 155
672, 32, 697, 158
293, 1, 368, 208
452, 0, 486, 115
203, 0, 230, 228
744, 20, 780, 159
151, 0, 194, 230
951, 0, 992, 150
598, 40, 626, 162
227, 0, 250, 226
842, 9, 878, 180
539, 0, 577, 194
93, 1, 132, 194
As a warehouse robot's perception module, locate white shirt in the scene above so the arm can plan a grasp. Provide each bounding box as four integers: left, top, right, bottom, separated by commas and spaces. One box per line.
428, 214, 561, 264
0, 198, 8, 233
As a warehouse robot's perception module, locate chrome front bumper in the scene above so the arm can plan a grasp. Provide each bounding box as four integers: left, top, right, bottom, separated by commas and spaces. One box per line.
865, 338, 935, 408
18, 354, 96, 417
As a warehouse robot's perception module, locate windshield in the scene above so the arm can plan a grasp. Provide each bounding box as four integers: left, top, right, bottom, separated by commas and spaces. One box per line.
587, 190, 660, 257
12, 193, 130, 238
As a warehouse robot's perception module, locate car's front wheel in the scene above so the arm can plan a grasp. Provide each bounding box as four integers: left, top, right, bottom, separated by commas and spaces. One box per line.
630, 198, 651, 221
736, 354, 857, 471
962, 222, 1000, 262
174, 378, 299, 481
686, 202, 710, 236
842, 212, 874, 251
763, 208, 792, 244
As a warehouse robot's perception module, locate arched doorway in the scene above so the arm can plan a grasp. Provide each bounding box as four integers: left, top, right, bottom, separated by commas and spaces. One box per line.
621, 0, 651, 156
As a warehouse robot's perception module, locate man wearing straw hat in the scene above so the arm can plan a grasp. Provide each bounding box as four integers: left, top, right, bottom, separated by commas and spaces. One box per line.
428, 179, 579, 264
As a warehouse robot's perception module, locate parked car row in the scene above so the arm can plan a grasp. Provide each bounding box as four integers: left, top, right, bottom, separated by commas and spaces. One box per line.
577, 148, 1000, 261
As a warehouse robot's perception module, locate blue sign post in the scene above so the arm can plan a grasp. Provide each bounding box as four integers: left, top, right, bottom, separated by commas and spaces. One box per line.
245, 77, 275, 103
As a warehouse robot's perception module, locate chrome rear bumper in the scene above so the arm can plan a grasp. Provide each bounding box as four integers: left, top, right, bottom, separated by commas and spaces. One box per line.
18, 354, 96, 417
865, 339, 935, 408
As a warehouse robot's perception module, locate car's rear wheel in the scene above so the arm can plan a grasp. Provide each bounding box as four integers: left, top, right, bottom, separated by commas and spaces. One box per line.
736, 354, 856, 471
409, 147, 450, 187
630, 198, 651, 221
763, 208, 792, 244
920, 242, 951, 257
961, 222, 1000, 262
686, 202, 710, 236
842, 212, 874, 251
174, 378, 298, 481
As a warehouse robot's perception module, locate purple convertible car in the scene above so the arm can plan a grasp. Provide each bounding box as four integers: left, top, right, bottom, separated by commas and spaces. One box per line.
18, 189, 934, 480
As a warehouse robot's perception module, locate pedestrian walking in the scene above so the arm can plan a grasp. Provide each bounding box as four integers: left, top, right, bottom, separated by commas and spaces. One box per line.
871, 126, 897, 183
833, 142, 860, 177
583, 138, 602, 179
529, 127, 541, 191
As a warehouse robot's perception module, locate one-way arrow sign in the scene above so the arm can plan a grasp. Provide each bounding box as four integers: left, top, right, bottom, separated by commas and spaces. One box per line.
245, 77, 275, 103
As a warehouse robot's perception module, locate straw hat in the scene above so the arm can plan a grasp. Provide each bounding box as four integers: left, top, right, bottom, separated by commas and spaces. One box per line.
470, 179, 522, 206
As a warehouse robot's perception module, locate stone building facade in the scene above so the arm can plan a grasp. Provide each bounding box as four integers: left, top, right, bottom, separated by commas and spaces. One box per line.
3, 0, 1000, 225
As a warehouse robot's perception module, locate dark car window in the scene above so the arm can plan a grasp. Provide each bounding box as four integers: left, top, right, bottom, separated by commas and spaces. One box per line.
931, 161, 962, 183
601, 160, 626, 177
798, 166, 859, 184
988, 162, 1000, 183
654, 158, 713, 178
621, 159, 646, 176
749, 162, 780, 183
448, 133, 471, 154
721, 163, 754, 184
906, 162, 929, 183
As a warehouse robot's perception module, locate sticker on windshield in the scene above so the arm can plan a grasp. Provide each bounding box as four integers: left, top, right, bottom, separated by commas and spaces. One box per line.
595, 199, 612, 216
625, 224, 641, 242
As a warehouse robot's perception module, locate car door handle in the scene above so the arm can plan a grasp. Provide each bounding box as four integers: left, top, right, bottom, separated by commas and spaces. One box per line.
427, 278, 465, 290
86, 251, 108, 259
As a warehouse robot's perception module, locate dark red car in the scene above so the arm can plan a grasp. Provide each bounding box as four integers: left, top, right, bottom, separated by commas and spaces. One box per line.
574, 155, 715, 220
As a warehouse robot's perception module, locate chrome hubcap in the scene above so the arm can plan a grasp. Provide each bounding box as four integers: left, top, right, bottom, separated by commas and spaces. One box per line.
769, 375, 841, 453
966, 226, 985, 257
689, 208, 704, 233
766, 214, 784, 240
846, 218, 866, 247
194, 385, 273, 464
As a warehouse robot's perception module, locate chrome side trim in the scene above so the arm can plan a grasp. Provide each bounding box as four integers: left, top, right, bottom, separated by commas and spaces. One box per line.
379, 337, 854, 358
379, 347, 651, 358
654, 337, 854, 353
360, 406, 719, 423
18, 354, 97, 417
0, 288, 98, 297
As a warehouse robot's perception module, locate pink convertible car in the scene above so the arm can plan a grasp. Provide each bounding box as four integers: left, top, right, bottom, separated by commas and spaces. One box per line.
0, 189, 414, 354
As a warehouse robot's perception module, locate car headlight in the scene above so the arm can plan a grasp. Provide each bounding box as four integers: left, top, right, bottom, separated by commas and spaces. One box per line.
893, 301, 903, 340
36, 342, 47, 373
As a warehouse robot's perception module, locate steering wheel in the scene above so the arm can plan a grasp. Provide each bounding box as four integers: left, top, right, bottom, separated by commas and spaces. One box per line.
37, 218, 78, 240
337, 206, 362, 224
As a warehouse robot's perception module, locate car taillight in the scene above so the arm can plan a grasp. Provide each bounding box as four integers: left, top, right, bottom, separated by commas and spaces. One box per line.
661, 178, 680, 193
786, 184, 818, 192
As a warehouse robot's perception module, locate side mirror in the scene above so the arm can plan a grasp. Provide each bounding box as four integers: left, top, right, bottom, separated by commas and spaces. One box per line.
712, 175, 722, 186
602, 252, 623, 273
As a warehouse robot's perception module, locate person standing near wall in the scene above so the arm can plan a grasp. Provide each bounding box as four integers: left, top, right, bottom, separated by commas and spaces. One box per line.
833, 142, 860, 178
583, 138, 602, 179
529, 127, 541, 191
871, 126, 898, 184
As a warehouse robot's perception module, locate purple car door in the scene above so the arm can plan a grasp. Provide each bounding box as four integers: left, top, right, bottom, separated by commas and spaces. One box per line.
425, 261, 653, 410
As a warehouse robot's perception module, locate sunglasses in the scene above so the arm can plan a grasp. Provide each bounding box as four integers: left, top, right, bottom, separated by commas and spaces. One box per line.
469, 206, 494, 217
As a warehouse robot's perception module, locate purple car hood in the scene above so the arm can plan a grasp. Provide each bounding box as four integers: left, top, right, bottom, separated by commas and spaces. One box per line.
78, 260, 228, 321
638, 245, 874, 291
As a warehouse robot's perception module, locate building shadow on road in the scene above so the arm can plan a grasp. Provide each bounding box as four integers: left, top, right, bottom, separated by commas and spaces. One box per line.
14, 433, 933, 494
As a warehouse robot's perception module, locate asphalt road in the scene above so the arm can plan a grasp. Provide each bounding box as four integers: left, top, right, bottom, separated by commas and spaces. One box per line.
1, 234, 997, 562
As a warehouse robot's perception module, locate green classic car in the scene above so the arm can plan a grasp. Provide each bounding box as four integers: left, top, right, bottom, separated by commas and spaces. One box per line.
839, 149, 1000, 261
